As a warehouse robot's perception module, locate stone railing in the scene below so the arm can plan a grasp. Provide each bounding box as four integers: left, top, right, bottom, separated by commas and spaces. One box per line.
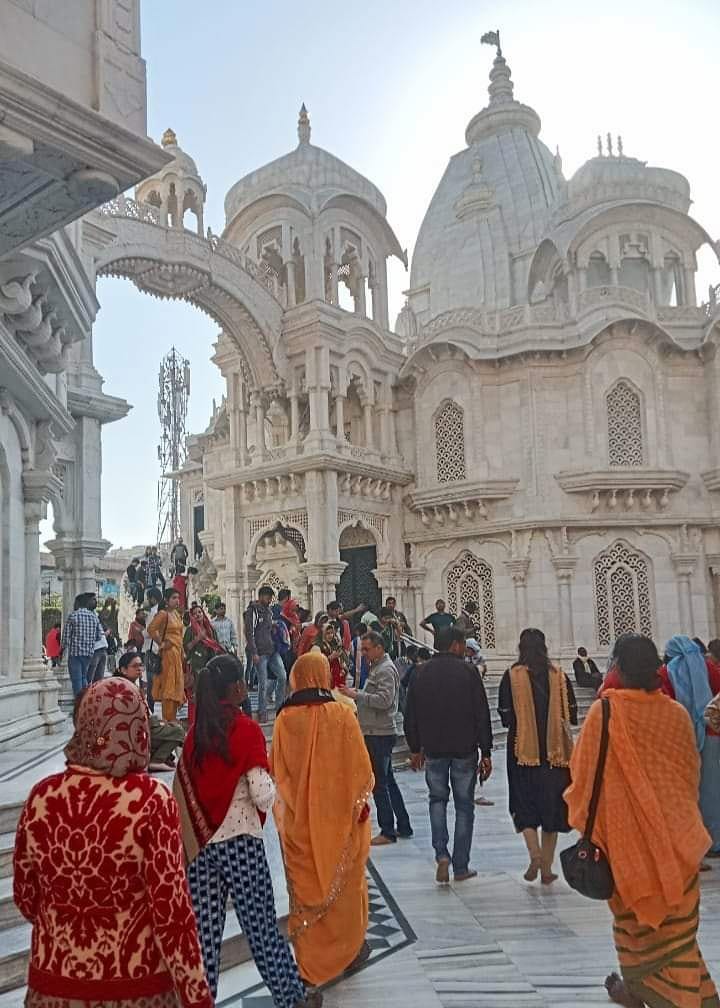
96, 196, 286, 305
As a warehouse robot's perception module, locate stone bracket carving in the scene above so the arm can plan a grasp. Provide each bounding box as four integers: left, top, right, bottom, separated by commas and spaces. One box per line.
556, 469, 688, 512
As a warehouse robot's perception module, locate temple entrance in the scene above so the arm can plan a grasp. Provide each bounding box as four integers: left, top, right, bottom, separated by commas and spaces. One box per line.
338, 526, 381, 613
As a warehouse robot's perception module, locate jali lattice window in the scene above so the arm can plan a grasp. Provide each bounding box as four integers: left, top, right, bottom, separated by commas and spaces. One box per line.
594, 541, 653, 647
446, 551, 496, 649
435, 401, 466, 483
607, 380, 643, 467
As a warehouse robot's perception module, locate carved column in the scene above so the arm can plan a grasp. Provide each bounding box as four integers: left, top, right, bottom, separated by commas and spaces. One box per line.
335, 393, 346, 445
362, 401, 374, 450
251, 390, 266, 460
22, 497, 47, 678
289, 386, 300, 443
708, 559, 720, 637
506, 557, 530, 634
551, 555, 578, 655
672, 553, 698, 632
355, 276, 367, 317
285, 259, 296, 308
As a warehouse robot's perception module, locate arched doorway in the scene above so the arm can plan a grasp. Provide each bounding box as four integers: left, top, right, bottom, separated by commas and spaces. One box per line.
338, 525, 381, 613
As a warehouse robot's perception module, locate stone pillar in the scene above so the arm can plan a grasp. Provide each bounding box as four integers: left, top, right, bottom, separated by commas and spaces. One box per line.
329, 263, 339, 305
251, 390, 266, 460
237, 394, 249, 464
551, 556, 577, 655
577, 266, 587, 292
304, 347, 334, 452
22, 497, 47, 678
379, 405, 391, 457
672, 554, 698, 632
506, 558, 530, 636
289, 387, 300, 442
335, 393, 346, 445
286, 259, 296, 308
355, 276, 367, 317
363, 402, 374, 449
709, 560, 720, 637
684, 266, 696, 307
302, 563, 347, 611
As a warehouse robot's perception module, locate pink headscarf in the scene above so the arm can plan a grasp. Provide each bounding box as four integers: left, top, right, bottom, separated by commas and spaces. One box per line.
64, 678, 150, 777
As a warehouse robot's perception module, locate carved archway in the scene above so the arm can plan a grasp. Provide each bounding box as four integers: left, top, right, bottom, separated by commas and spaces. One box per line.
86, 206, 284, 386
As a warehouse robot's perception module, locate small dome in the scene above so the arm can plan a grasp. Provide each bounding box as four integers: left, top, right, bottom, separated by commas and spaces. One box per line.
224, 105, 388, 229
566, 146, 690, 216
136, 129, 206, 235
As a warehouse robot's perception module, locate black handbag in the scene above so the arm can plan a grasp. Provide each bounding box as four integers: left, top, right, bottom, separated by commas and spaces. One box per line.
560, 697, 615, 900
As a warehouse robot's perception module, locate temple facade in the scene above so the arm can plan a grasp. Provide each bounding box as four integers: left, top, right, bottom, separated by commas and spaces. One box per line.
165, 50, 720, 663
3, 16, 720, 744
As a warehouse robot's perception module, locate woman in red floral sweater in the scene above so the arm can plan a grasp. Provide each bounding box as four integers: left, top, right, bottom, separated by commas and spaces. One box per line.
13, 678, 213, 1008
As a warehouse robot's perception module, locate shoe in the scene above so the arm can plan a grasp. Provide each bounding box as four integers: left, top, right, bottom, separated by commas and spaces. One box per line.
435, 857, 450, 884
295, 992, 323, 1008
604, 972, 645, 1007
524, 857, 542, 882
700, 861, 713, 871
370, 834, 396, 846
398, 831, 414, 839
474, 796, 495, 806
453, 869, 478, 882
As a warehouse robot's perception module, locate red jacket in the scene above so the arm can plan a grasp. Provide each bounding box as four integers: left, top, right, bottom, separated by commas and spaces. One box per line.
14, 769, 212, 1008
44, 628, 61, 659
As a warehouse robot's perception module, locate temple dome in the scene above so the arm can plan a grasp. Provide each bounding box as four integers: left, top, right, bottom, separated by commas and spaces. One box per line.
224, 105, 388, 230
408, 48, 561, 321
564, 147, 691, 218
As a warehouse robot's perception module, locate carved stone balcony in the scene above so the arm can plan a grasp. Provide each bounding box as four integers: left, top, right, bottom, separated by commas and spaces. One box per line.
556, 468, 689, 512
406, 479, 518, 527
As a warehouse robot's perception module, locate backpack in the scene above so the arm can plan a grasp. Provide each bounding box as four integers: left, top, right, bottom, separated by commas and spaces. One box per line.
272, 618, 292, 656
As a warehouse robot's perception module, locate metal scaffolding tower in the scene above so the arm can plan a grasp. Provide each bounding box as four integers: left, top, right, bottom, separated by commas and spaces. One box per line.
156, 347, 190, 548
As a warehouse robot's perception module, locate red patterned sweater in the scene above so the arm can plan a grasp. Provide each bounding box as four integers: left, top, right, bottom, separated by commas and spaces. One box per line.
13, 767, 213, 1008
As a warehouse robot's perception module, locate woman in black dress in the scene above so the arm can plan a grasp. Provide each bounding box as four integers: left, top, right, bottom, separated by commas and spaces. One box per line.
498, 628, 577, 884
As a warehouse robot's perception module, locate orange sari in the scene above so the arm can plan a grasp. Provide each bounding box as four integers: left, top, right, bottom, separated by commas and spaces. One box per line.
565, 690, 718, 1007
270, 653, 373, 986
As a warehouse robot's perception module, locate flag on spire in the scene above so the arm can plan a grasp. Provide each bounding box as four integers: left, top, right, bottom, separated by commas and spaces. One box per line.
481, 29, 502, 56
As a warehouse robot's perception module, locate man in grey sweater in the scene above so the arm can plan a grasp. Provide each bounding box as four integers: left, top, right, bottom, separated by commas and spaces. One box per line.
340, 630, 413, 845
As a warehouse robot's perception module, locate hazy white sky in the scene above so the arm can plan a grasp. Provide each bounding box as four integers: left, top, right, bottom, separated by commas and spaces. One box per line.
44, 0, 720, 550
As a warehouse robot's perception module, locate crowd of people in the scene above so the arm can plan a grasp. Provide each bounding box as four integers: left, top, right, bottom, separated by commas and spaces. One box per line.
19, 558, 720, 1007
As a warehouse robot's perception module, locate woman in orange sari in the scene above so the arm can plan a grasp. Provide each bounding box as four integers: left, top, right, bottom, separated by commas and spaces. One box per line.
565, 634, 719, 1008
271, 652, 374, 988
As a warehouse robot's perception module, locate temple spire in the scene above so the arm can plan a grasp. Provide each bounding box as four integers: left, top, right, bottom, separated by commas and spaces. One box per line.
297, 103, 311, 145
481, 29, 514, 106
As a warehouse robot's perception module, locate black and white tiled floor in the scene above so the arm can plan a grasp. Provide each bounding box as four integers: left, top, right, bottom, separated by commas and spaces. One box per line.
218, 860, 416, 1006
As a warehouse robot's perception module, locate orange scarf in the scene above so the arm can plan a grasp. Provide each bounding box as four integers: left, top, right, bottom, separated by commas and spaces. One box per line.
565, 690, 709, 928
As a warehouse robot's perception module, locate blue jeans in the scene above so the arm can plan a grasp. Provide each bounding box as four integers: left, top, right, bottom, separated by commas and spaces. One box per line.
254, 652, 287, 719
364, 734, 412, 840
425, 753, 478, 873
68, 654, 93, 697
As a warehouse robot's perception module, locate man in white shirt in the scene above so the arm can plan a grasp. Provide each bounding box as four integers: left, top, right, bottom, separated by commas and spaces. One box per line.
212, 602, 239, 654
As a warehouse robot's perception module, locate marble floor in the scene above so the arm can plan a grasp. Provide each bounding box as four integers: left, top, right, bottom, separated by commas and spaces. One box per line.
5, 731, 720, 1007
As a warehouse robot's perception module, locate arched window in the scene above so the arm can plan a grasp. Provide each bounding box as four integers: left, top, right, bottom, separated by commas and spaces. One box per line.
594, 541, 653, 647
435, 401, 466, 484
587, 251, 610, 287
446, 552, 496, 649
607, 380, 644, 467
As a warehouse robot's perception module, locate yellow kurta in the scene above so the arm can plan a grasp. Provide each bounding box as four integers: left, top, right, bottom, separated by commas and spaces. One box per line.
148, 609, 185, 704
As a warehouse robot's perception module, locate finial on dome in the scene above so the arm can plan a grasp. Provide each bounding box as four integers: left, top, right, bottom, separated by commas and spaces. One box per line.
597, 135, 603, 157
481, 30, 514, 106
617, 135, 624, 157
298, 103, 311, 145
161, 127, 178, 148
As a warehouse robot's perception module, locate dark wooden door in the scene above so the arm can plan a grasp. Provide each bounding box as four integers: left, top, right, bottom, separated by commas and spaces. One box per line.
338, 545, 381, 613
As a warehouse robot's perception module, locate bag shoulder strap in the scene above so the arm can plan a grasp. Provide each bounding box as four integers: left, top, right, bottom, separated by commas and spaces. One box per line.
584, 697, 610, 841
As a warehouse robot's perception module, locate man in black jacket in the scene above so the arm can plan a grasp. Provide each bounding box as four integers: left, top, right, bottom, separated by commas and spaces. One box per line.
404, 625, 493, 884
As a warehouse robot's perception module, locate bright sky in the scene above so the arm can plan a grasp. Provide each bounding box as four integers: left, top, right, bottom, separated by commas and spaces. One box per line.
43, 0, 720, 550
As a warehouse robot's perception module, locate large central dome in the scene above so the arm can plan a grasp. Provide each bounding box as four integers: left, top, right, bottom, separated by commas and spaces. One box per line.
408, 49, 562, 322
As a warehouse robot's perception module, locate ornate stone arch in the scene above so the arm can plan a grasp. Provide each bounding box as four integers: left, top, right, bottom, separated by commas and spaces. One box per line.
444, 550, 496, 649
87, 211, 283, 387
593, 539, 654, 647
245, 517, 307, 567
